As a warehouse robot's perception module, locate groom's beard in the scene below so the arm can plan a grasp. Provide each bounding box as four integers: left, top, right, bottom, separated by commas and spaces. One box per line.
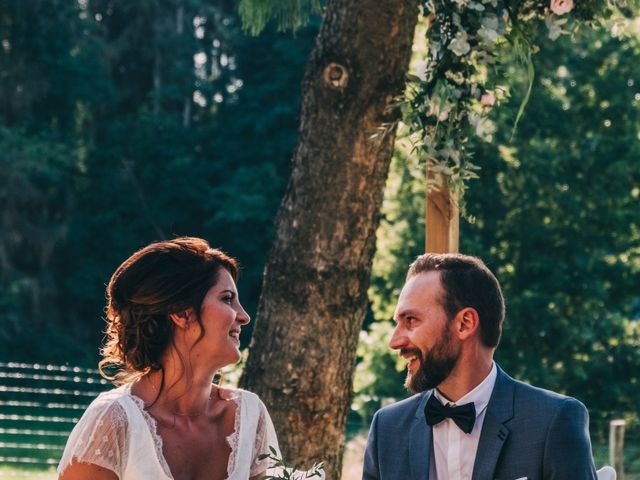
404, 326, 461, 393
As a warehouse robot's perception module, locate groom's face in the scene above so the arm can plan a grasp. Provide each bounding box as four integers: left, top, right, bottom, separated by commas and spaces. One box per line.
390, 271, 462, 393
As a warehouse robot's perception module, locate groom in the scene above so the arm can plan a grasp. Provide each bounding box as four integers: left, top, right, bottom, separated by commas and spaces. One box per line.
363, 253, 597, 480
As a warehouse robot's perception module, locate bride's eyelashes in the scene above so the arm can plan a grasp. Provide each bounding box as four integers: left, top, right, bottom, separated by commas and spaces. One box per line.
220, 292, 235, 304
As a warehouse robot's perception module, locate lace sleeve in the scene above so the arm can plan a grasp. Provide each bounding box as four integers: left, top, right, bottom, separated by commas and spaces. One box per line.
57, 396, 128, 478
250, 398, 280, 477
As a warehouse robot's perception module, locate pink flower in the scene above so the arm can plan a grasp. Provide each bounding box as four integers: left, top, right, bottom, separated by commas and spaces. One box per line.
550, 0, 573, 15
480, 91, 495, 107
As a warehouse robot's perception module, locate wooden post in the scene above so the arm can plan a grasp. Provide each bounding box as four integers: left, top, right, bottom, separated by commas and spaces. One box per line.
426, 168, 459, 253
609, 419, 625, 479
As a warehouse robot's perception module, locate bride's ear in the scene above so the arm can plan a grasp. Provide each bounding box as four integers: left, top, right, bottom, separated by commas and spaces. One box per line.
169, 310, 194, 329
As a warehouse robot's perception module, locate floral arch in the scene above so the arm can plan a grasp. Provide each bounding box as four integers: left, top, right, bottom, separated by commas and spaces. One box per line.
402, 0, 636, 219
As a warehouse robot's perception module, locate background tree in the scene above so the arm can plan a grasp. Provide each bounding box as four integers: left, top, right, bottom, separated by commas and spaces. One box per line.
239, 0, 419, 477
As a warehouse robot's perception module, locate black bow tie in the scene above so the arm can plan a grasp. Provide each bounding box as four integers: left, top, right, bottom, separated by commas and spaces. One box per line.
425, 394, 476, 434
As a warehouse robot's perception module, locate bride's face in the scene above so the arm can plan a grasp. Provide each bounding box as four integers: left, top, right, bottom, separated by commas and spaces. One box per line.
187, 269, 250, 368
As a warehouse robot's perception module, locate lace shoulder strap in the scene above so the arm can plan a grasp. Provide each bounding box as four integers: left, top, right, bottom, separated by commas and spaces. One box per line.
241, 390, 280, 477
57, 387, 129, 478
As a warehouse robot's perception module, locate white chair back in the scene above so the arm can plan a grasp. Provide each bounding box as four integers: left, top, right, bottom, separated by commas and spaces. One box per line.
596, 466, 616, 480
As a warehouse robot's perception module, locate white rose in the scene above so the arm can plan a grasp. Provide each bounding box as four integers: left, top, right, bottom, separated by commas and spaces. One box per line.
550, 0, 573, 15
469, 114, 496, 139
478, 25, 499, 43
448, 31, 471, 56
545, 15, 569, 40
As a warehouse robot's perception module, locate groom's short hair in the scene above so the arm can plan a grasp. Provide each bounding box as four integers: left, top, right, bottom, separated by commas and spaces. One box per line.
408, 253, 505, 348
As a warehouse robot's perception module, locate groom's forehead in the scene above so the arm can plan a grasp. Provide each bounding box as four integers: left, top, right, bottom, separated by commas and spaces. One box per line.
393, 308, 421, 323
399, 271, 444, 301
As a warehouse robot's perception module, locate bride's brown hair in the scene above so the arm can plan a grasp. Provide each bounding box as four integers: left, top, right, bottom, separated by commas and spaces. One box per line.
99, 237, 238, 385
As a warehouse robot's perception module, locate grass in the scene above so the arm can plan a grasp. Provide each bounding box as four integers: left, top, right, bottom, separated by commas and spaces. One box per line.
0, 466, 57, 479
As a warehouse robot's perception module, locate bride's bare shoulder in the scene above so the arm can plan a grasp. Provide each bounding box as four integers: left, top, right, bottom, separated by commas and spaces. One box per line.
58, 461, 119, 480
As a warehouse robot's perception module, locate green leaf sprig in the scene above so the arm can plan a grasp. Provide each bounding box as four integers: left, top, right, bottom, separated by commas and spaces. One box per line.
259, 446, 325, 480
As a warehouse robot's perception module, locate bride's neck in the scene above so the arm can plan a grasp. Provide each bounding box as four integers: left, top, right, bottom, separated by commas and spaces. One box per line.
145, 352, 219, 415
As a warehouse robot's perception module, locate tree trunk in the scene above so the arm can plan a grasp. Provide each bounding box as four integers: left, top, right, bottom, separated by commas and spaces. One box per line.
240, 1, 419, 478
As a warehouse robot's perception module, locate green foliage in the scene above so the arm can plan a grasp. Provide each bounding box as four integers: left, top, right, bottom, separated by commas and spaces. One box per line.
361, 20, 640, 427
466, 21, 640, 424
238, 0, 322, 35
402, 0, 638, 215
0, 126, 78, 335
0, 1, 317, 361
352, 321, 406, 420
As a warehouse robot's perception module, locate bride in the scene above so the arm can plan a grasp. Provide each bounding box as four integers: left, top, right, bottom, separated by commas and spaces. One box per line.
58, 237, 280, 480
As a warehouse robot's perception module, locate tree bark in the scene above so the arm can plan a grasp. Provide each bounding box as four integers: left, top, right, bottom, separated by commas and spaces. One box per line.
240, 1, 419, 478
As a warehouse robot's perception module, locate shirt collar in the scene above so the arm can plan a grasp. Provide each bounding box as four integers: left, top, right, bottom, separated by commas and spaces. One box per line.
434, 362, 497, 415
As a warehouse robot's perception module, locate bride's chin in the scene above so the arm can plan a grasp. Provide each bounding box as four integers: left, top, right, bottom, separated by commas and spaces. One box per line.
230, 349, 242, 364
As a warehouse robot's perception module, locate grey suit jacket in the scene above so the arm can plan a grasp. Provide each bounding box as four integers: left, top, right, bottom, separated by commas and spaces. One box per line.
363, 366, 597, 480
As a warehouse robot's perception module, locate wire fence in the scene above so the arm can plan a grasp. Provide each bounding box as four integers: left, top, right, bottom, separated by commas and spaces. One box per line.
0, 362, 109, 472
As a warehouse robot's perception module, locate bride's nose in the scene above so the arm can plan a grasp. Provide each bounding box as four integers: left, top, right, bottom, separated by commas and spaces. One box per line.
236, 304, 250, 325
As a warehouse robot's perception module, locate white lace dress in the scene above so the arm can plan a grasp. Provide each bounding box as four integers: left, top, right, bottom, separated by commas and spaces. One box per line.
57, 384, 279, 479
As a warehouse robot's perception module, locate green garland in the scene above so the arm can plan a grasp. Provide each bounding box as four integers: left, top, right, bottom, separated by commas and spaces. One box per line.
403, 0, 636, 214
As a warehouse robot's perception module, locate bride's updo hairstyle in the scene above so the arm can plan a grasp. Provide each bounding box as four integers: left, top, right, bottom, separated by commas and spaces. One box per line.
99, 237, 238, 385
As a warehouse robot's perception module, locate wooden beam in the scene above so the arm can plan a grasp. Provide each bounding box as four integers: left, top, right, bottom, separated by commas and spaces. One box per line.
426, 168, 459, 253
609, 419, 626, 479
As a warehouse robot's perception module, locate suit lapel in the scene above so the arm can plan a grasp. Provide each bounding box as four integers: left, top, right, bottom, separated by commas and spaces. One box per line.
409, 392, 432, 480
471, 367, 515, 480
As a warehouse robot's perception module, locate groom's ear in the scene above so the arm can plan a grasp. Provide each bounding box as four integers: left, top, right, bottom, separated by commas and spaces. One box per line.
454, 307, 480, 340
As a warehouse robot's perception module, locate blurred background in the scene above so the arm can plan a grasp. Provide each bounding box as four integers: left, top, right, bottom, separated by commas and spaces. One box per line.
0, 1, 639, 478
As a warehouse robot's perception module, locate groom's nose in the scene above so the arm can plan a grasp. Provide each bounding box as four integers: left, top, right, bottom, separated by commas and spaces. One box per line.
388, 324, 406, 350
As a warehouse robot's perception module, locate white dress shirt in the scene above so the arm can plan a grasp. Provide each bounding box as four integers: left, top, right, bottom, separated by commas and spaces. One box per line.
428, 362, 497, 480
